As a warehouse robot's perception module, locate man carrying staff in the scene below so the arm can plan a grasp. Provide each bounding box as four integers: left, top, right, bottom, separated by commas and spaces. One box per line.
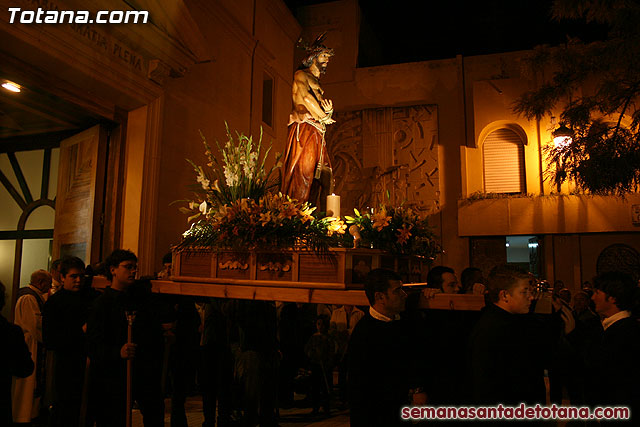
87, 250, 164, 427
281, 32, 335, 209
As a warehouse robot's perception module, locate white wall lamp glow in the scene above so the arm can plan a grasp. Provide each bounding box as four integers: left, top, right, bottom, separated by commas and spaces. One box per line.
2, 80, 21, 93
551, 123, 574, 192
552, 123, 573, 148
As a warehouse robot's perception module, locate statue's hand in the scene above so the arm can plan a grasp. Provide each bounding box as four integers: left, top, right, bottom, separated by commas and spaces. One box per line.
319, 99, 335, 124
321, 99, 333, 114
320, 116, 336, 125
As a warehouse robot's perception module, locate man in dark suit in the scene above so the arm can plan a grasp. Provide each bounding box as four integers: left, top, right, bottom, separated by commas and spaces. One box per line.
347, 268, 427, 427
43, 256, 99, 427
87, 250, 165, 427
587, 271, 640, 423
469, 264, 547, 406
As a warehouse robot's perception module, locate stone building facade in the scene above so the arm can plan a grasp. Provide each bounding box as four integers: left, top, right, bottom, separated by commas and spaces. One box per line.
1, 0, 638, 316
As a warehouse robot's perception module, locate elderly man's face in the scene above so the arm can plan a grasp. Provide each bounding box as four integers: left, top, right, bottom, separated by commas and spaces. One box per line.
503, 278, 533, 314
35, 274, 52, 293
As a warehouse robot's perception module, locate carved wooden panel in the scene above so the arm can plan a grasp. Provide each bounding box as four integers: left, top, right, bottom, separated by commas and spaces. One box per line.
52, 125, 106, 263
326, 105, 439, 216
217, 252, 252, 280
256, 253, 293, 281
351, 254, 372, 284
178, 250, 212, 278
298, 253, 341, 283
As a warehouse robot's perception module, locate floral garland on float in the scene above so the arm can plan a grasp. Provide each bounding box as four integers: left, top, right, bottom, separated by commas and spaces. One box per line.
174, 125, 440, 261
345, 204, 441, 260
174, 125, 348, 252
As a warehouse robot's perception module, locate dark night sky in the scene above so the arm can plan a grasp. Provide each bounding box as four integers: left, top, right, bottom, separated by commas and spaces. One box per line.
285, 0, 608, 66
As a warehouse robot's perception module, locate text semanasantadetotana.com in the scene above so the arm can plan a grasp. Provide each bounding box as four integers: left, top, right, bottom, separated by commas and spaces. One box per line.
7, 7, 148, 24
401, 404, 630, 421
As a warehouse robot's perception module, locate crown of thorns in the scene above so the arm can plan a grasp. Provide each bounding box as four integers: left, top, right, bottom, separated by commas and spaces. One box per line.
298, 32, 334, 67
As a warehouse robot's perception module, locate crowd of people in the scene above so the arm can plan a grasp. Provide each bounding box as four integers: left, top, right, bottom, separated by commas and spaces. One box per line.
2, 252, 640, 426
349, 266, 640, 426
2, 249, 368, 427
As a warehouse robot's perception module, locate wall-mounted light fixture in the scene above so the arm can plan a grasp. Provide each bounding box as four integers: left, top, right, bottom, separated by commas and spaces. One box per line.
1, 80, 21, 93
552, 123, 573, 148
551, 123, 573, 192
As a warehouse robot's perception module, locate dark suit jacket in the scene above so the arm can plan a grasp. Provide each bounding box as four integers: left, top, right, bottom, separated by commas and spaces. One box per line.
469, 304, 548, 405
586, 316, 640, 422
347, 312, 425, 427
422, 309, 480, 404
0, 314, 34, 425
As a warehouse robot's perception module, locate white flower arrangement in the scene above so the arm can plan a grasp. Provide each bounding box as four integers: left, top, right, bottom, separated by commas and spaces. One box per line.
176, 124, 281, 224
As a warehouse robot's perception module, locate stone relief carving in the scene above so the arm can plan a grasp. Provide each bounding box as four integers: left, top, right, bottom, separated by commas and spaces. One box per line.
326, 105, 439, 216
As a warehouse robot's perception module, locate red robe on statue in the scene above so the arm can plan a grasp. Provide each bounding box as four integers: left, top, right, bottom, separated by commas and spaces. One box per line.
281, 116, 332, 205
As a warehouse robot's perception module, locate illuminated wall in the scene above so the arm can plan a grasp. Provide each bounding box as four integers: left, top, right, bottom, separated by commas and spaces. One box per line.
296, 0, 640, 287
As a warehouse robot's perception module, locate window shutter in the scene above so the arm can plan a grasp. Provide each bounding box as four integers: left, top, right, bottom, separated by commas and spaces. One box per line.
483, 128, 525, 193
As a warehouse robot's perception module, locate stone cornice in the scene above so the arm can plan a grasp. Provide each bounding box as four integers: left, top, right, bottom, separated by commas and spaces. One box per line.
0, 19, 162, 109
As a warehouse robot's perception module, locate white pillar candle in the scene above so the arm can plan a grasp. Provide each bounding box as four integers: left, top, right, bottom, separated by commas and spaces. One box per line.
326, 193, 341, 218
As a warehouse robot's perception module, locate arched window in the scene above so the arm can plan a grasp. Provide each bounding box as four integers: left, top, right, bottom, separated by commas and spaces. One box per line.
0, 149, 57, 319
483, 128, 526, 193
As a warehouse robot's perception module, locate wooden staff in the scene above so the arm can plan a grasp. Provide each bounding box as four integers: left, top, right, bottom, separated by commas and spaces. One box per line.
125, 311, 137, 427
79, 357, 91, 427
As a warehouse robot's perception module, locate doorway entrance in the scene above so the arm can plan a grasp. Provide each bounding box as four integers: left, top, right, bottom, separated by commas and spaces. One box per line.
0, 79, 110, 318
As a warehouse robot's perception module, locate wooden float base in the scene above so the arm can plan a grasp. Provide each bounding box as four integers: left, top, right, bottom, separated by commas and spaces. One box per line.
93, 276, 485, 310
